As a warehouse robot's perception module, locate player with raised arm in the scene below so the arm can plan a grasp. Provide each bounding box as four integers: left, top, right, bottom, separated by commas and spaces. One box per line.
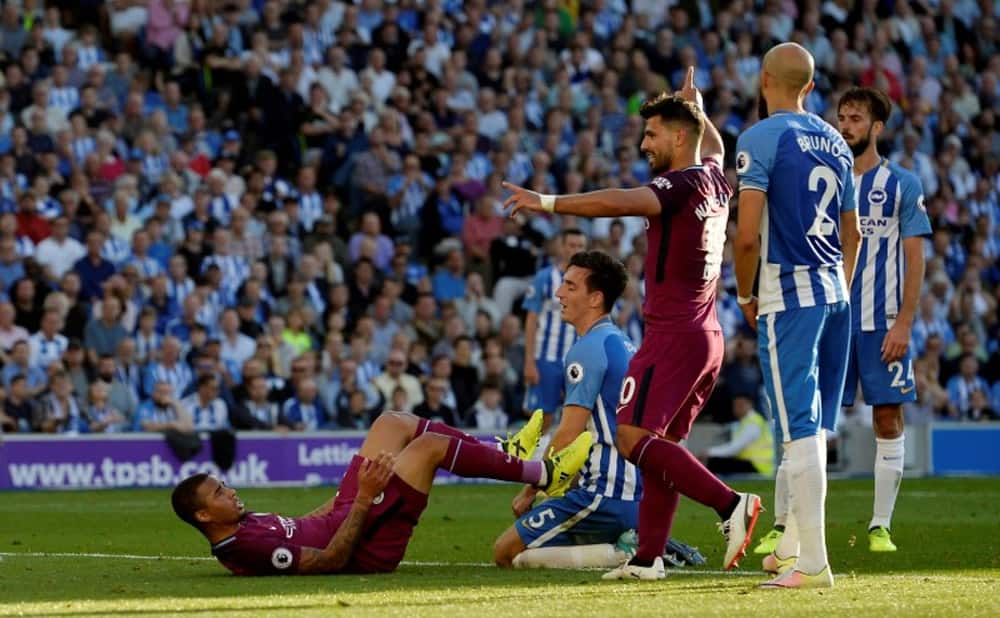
753, 87, 931, 560
734, 43, 861, 589
493, 250, 640, 569
521, 228, 588, 445
171, 414, 592, 575
505, 68, 761, 581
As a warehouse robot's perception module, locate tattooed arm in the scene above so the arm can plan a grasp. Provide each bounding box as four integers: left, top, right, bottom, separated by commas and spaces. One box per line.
296, 452, 395, 574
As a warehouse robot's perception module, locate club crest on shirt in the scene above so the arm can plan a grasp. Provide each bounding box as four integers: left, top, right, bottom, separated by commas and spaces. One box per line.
651, 176, 672, 191
271, 547, 293, 569
868, 188, 888, 206
567, 362, 584, 384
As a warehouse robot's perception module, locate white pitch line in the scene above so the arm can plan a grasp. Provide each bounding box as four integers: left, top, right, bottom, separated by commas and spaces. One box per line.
0, 551, 765, 575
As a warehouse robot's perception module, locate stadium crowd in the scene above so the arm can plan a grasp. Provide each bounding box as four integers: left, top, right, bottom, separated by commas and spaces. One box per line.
0, 0, 997, 436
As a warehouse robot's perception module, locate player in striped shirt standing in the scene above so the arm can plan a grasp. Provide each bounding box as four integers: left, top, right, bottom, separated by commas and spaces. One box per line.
522, 229, 587, 441
734, 44, 861, 589
754, 87, 931, 559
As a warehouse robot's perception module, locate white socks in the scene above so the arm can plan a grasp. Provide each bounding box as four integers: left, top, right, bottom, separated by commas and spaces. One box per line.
774, 449, 790, 528
773, 449, 799, 559
785, 435, 828, 574
871, 435, 904, 530
511, 544, 625, 569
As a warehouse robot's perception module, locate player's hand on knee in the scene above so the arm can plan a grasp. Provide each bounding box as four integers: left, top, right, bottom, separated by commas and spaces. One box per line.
357, 451, 395, 504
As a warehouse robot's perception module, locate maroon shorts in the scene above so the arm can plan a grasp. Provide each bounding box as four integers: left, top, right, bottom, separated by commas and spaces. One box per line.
616, 329, 724, 439
327, 455, 429, 574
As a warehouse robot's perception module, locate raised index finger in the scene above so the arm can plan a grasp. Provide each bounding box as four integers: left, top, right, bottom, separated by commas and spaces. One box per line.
685, 66, 695, 89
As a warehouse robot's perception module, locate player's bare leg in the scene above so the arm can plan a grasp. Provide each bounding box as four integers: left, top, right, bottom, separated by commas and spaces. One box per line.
356, 413, 422, 459
870, 404, 904, 551
493, 527, 527, 567
358, 412, 484, 461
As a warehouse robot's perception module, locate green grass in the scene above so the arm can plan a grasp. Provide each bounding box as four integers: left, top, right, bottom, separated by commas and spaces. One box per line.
1, 478, 998, 616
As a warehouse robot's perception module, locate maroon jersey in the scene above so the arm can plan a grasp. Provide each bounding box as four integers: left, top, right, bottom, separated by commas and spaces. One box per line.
211, 512, 337, 576
210, 456, 428, 576
642, 158, 732, 332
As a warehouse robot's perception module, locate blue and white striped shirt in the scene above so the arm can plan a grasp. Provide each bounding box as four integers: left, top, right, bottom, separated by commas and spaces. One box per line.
143, 361, 193, 398
15, 236, 35, 258
76, 45, 103, 69
102, 236, 131, 266
125, 255, 163, 279
736, 112, 856, 315
29, 333, 68, 370
183, 394, 230, 431
523, 266, 576, 363
852, 159, 931, 332
565, 318, 640, 501
72, 136, 96, 165
133, 331, 163, 364
297, 190, 323, 232
282, 398, 326, 430
201, 254, 250, 288
167, 277, 195, 306
386, 174, 432, 227
210, 194, 238, 226
48, 86, 79, 113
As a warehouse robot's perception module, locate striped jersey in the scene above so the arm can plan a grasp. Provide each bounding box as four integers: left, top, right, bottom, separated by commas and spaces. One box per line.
183, 394, 230, 431
852, 159, 931, 331
522, 265, 576, 363
564, 317, 640, 501
736, 112, 856, 315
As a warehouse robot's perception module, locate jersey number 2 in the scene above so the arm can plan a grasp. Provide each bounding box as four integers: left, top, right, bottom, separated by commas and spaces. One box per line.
807, 165, 838, 237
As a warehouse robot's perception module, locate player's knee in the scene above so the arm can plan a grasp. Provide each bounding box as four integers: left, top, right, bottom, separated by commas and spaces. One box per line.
493, 537, 516, 568
408, 432, 450, 461
873, 407, 903, 439
372, 411, 418, 439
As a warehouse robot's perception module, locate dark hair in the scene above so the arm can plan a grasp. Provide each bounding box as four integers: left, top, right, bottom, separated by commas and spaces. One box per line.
172, 473, 210, 529
837, 87, 892, 124
568, 250, 628, 312
639, 93, 705, 139
560, 227, 585, 241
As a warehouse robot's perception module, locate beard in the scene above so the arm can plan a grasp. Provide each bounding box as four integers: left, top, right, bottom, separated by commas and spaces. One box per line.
847, 125, 874, 157
757, 89, 769, 120
646, 150, 671, 174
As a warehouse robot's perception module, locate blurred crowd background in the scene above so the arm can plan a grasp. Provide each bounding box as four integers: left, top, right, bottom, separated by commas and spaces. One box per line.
0, 0, 997, 436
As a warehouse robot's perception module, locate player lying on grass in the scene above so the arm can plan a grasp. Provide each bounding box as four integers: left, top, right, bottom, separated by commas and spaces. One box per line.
493, 250, 641, 569
171, 414, 592, 575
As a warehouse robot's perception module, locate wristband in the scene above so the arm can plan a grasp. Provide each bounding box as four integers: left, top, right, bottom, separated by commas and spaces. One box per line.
539, 194, 556, 213
737, 295, 755, 305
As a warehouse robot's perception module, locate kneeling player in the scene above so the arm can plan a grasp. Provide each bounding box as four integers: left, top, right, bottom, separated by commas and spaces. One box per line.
171, 414, 591, 575
493, 251, 640, 570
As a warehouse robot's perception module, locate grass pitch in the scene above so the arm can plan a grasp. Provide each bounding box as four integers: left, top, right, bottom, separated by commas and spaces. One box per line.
1, 478, 998, 616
